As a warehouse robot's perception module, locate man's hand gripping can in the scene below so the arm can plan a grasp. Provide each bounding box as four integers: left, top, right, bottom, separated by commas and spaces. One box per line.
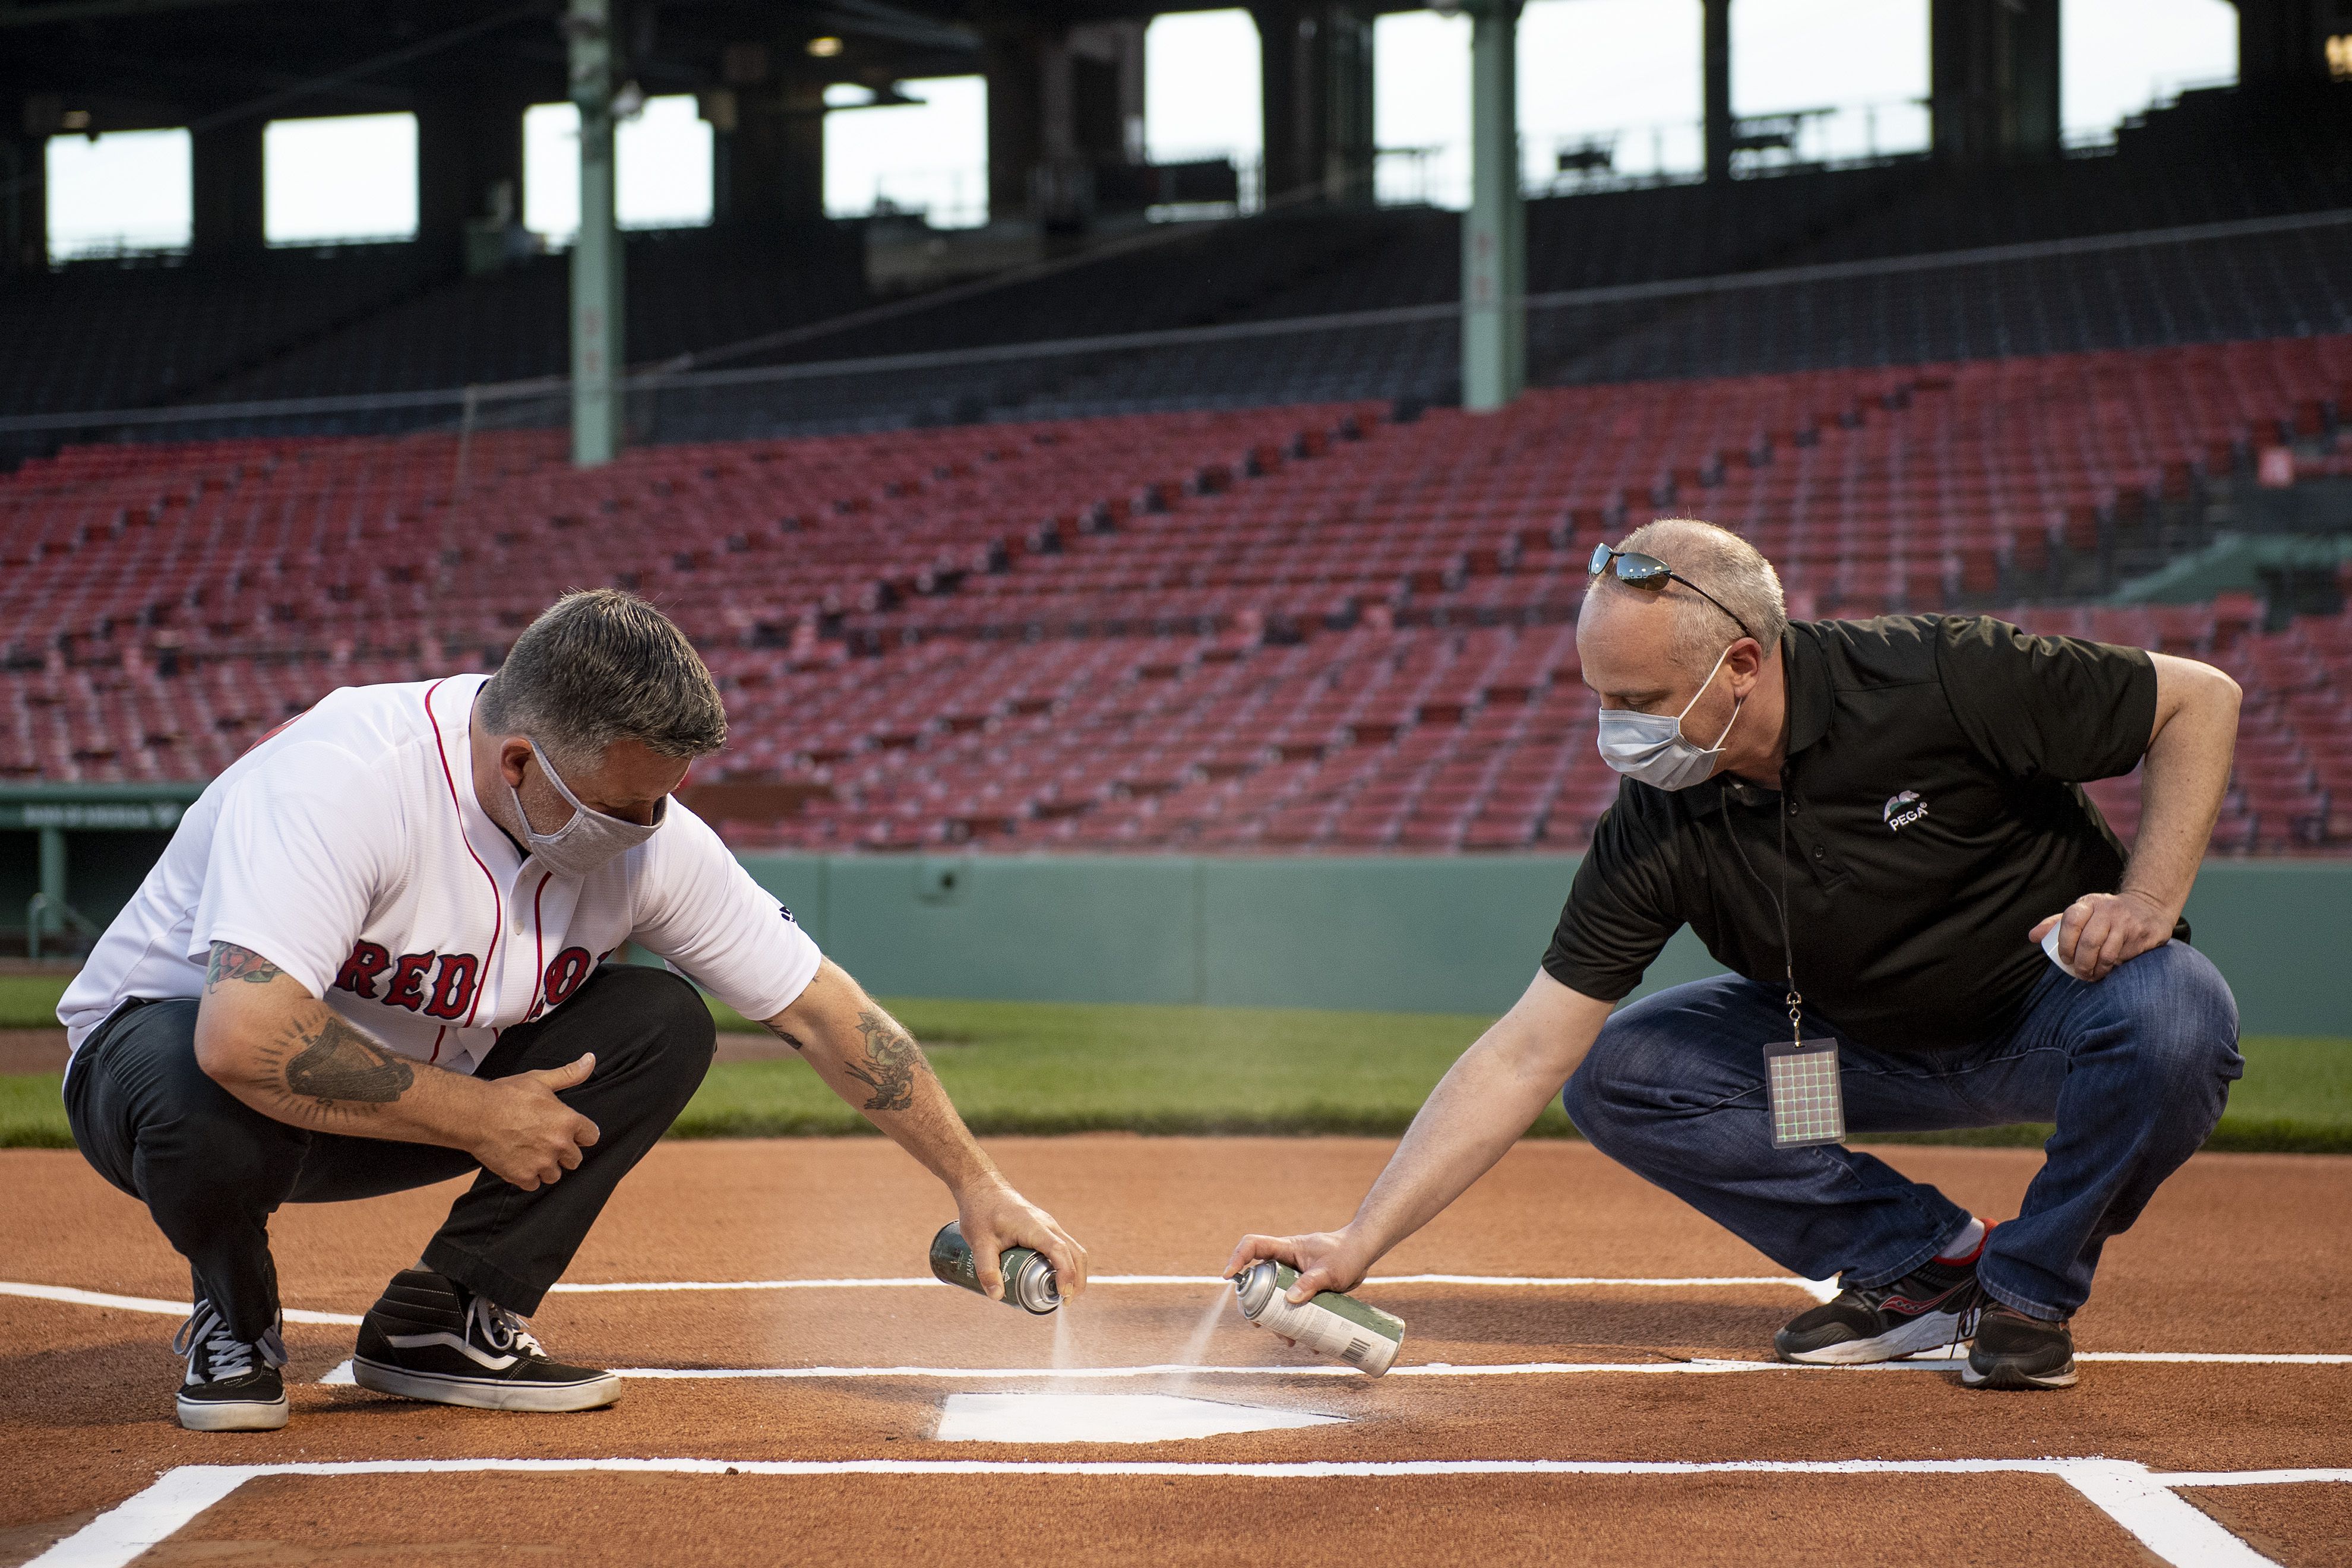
930, 1221, 1061, 1314
1231, 1260, 1404, 1376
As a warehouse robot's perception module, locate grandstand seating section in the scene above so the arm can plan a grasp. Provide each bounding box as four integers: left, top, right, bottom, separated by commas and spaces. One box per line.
5, 84, 2348, 447
0, 226, 865, 428
4, 333, 2348, 856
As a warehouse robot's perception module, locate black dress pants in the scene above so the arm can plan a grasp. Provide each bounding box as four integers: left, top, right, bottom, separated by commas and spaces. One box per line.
64, 964, 716, 1342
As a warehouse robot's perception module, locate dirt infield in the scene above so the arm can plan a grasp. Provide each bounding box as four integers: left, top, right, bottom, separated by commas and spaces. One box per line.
3, 1137, 2348, 1566
0, 1031, 66, 1075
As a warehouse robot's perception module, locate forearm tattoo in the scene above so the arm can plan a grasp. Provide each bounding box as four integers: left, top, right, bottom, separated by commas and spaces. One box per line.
205, 942, 283, 992
770, 1027, 807, 1051
842, 1008, 923, 1112
255, 1013, 415, 1120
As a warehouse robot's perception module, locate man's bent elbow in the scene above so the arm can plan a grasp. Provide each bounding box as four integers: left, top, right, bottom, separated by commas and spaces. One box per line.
190, 1009, 261, 1089
2194, 658, 2242, 713
2178, 657, 2242, 723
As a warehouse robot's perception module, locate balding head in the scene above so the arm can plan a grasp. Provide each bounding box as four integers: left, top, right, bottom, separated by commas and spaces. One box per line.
1585, 517, 1788, 671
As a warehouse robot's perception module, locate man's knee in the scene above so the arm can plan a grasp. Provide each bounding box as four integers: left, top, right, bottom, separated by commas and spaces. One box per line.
581, 964, 717, 1080
2089, 942, 2243, 1095
1563, 1007, 1684, 1152
131, 1074, 308, 1229
81, 1011, 305, 1206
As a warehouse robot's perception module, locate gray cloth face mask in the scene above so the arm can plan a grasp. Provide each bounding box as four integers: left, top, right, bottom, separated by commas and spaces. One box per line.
507, 738, 665, 877
1594, 643, 1746, 792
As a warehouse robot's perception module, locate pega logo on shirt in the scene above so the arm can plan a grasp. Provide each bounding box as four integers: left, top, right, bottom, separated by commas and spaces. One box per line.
1882, 790, 1930, 832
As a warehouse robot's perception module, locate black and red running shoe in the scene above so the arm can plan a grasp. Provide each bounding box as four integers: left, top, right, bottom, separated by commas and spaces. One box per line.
1962, 1303, 2078, 1390
1774, 1224, 1990, 1365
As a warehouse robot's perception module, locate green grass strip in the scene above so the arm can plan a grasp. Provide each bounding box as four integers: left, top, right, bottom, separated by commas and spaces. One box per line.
0, 1073, 71, 1149
0, 975, 73, 1029
4, 987, 2347, 1152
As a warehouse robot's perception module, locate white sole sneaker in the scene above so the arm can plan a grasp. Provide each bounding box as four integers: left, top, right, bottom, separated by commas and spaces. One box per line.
1776, 1307, 1974, 1365
352, 1357, 622, 1412
176, 1391, 290, 1431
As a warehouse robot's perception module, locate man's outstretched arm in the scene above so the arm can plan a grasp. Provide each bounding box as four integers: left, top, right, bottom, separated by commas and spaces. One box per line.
192, 941, 603, 1191
1224, 968, 1614, 1301
767, 957, 1089, 1300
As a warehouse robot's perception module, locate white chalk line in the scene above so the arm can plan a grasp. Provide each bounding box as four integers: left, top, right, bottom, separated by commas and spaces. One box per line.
0, 1281, 362, 1326
30, 1458, 2350, 1568
0, 1272, 1837, 1325
13, 1279, 2342, 1382
307, 1349, 2351, 1386
544, 1273, 1848, 1301
536, 1351, 2352, 1380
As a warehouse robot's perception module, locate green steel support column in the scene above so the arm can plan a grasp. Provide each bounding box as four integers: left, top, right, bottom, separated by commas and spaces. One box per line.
37, 826, 65, 936
1460, 0, 1524, 413
567, 0, 624, 467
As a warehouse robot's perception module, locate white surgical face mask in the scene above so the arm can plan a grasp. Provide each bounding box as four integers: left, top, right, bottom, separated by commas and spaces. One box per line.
508, 738, 665, 877
1594, 644, 1745, 791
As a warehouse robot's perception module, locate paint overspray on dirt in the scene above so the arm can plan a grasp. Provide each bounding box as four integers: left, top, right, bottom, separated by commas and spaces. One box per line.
1166, 1286, 1234, 1395
1049, 1295, 1085, 1382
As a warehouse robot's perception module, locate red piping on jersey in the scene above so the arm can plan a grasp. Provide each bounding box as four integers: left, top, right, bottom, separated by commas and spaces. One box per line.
425, 677, 500, 1032
429, 1025, 446, 1064
528, 872, 552, 1019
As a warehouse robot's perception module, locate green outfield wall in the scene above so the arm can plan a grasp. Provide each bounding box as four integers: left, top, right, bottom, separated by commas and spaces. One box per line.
736, 853, 2352, 1036
6, 779, 2345, 1034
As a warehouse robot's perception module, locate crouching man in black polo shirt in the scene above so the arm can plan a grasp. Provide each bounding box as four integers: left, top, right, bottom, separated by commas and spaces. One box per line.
1228, 517, 2244, 1391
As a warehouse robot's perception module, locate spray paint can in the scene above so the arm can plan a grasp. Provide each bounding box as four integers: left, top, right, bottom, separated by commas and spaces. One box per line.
1231, 1260, 1404, 1377
930, 1221, 1061, 1314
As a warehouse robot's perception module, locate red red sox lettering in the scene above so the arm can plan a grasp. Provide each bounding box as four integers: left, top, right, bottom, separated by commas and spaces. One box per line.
334, 943, 597, 1020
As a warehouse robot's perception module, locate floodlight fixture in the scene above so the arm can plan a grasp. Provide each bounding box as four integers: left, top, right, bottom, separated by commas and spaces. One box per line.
807, 34, 843, 57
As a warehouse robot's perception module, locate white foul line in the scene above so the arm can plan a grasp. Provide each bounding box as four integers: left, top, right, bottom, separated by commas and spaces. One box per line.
30, 1458, 2352, 1568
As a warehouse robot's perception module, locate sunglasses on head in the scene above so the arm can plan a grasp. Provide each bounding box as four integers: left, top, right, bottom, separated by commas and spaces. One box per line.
1588, 544, 1757, 643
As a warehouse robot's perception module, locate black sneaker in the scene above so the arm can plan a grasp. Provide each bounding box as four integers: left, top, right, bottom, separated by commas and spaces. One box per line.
1774, 1226, 1990, 1365
173, 1300, 289, 1431
1962, 1303, 2078, 1389
353, 1267, 620, 1412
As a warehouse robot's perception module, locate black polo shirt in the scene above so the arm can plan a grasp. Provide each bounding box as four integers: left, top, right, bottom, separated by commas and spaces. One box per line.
1542, 614, 2177, 1054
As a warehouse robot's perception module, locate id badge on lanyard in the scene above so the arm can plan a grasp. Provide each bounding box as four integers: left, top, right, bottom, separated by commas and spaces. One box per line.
1736, 782, 1843, 1149
1765, 1036, 1845, 1147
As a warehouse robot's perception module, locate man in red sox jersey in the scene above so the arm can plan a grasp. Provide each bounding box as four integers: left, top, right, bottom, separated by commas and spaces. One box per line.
58, 590, 1088, 1431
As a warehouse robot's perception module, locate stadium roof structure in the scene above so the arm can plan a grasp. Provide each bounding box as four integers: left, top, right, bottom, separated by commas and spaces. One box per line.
0, 0, 991, 137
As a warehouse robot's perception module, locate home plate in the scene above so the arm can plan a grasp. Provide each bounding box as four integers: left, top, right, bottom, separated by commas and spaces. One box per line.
935, 1393, 1347, 1444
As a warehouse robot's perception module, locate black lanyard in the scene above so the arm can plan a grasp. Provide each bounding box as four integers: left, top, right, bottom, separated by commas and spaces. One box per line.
1718, 773, 1805, 1047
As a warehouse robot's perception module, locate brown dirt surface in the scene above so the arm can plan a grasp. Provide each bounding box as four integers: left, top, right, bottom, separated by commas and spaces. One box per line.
0, 1029, 66, 1074
136, 1471, 2163, 1568
2181, 1486, 2352, 1568
2, 1137, 2347, 1566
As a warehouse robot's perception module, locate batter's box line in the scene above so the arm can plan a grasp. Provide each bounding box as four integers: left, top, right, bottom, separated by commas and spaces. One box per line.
0, 1273, 1845, 1326
313, 1350, 2352, 1385
540, 1273, 1851, 1301
29, 1458, 2350, 1568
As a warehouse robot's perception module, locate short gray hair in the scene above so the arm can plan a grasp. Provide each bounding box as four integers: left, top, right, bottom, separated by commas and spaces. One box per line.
1598, 517, 1789, 667
477, 589, 727, 766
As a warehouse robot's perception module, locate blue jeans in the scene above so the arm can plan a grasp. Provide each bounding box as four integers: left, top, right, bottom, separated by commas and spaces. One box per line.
1561, 940, 2242, 1320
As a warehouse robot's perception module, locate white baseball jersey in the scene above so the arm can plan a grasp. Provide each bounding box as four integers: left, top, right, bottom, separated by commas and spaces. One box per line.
59, 674, 820, 1076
